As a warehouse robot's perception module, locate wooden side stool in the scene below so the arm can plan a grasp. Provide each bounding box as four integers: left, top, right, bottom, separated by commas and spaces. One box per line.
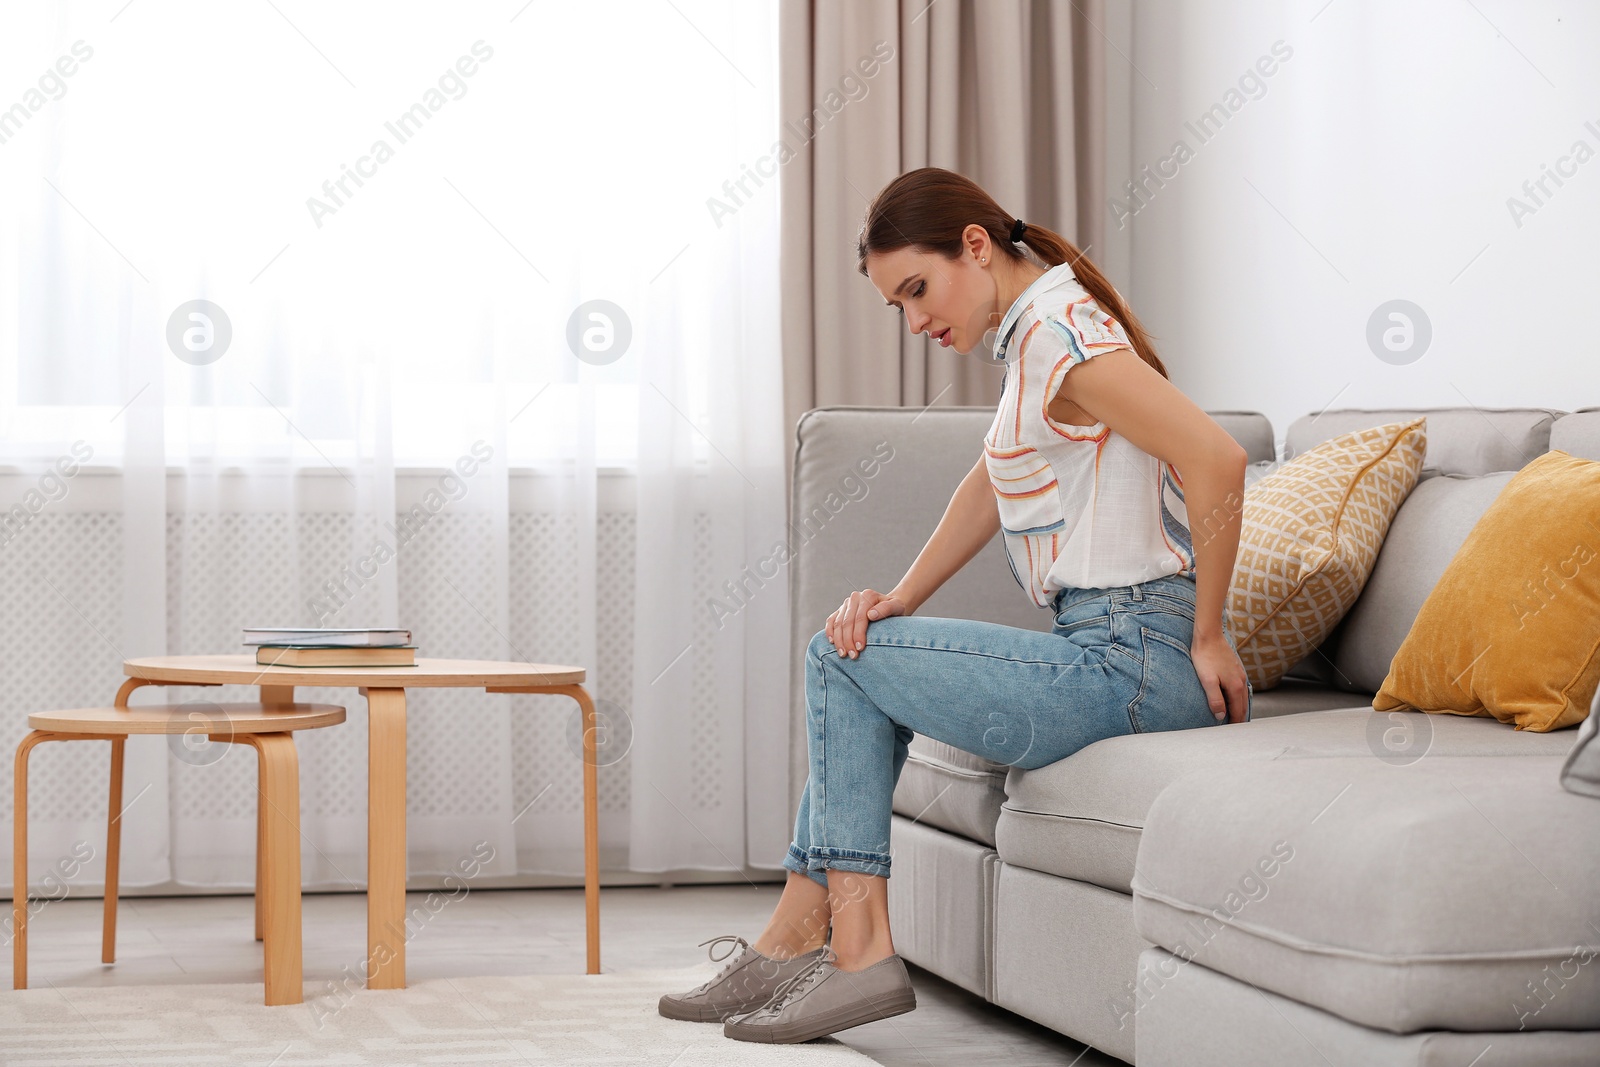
12, 699, 345, 1006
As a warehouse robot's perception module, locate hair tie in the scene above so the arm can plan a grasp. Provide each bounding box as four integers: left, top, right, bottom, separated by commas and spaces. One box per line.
1009, 218, 1027, 242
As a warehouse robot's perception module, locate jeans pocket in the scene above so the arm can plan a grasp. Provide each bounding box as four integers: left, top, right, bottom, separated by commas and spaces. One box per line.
1128, 624, 1220, 733
1136, 589, 1197, 623
1053, 594, 1113, 637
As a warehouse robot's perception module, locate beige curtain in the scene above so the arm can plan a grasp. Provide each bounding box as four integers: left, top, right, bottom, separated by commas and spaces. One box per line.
779, 0, 1107, 486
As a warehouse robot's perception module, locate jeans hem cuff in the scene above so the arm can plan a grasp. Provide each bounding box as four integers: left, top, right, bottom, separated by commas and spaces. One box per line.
804, 846, 891, 879
784, 845, 830, 886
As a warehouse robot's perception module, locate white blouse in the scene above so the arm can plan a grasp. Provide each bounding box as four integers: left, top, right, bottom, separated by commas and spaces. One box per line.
983, 263, 1196, 608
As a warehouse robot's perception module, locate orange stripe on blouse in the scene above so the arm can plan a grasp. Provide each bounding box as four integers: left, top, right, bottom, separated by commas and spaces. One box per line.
992, 467, 1052, 483
993, 481, 1059, 500
1041, 351, 1112, 443
986, 443, 1037, 458
1013, 321, 1042, 444
1049, 422, 1111, 444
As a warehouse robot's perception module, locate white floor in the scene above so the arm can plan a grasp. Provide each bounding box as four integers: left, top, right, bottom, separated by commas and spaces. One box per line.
5, 882, 1124, 1066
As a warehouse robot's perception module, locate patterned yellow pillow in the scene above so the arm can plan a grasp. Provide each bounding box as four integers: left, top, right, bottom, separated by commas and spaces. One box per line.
1228, 418, 1428, 690
1374, 449, 1600, 732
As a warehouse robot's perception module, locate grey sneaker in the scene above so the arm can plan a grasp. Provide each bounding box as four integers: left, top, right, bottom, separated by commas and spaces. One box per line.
658, 935, 828, 1023
723, 944, 916, 1043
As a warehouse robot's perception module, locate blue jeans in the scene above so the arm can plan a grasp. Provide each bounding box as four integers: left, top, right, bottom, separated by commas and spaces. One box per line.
782, 572, 1251, 886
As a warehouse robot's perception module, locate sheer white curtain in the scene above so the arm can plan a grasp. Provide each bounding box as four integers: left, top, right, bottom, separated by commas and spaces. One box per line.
0, 0, 790, 897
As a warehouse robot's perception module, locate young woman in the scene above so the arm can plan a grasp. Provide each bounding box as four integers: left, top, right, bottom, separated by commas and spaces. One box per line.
661, 166, 1253, 1045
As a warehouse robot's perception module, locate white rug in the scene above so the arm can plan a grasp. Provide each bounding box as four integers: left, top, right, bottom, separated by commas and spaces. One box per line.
0, 966, 881, 1066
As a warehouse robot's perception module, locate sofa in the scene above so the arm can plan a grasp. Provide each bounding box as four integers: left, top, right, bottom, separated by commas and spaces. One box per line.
787, 403, 1600, 1066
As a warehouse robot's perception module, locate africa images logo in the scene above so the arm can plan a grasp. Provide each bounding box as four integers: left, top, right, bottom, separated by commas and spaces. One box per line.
1108, 40, 1294, 231
305, 41, 495, 229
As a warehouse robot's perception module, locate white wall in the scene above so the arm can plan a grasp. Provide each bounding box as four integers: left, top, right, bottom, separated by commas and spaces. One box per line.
1107, 0, 1598, 455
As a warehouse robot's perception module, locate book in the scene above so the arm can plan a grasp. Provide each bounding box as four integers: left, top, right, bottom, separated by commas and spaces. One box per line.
256, 645, 418, 667
242, 627, 412, 648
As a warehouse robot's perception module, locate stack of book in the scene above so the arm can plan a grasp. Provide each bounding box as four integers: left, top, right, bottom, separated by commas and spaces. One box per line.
244, 628, 417, 667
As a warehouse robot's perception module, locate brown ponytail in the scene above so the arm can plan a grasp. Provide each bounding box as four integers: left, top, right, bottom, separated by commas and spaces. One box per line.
856, 167, 1168, 379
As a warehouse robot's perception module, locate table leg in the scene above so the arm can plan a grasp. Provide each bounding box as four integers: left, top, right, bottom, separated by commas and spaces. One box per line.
13, 731, 45, 989
102, 738, 125, 964
485, 681, 603, 975
364, 687, 407, 989
570, 686, 601, 975
245, 733, 304, 1006
257, 684, 292, 939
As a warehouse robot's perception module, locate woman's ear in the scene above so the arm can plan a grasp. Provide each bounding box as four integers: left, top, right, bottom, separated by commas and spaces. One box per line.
963, 223, 989, 264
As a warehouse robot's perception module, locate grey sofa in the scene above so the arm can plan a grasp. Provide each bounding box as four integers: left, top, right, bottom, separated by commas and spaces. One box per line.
787, 404, 1600, 1066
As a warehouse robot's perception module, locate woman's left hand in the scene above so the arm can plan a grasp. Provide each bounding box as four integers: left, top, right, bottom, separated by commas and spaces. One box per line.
1190, 632, 1250, 723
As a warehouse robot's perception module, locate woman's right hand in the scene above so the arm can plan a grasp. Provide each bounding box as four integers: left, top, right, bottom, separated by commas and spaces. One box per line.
826, 588, 911, 659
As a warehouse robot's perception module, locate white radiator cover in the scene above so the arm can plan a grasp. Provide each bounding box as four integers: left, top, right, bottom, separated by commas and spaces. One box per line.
1, 466, 777, 897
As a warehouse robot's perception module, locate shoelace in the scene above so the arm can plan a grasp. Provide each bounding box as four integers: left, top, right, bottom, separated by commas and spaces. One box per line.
686, 934, 750, 995
754, 944, 837, 1016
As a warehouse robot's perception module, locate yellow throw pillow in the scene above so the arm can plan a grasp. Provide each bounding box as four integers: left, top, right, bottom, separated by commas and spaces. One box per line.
1229, 418, 1428, 690
1374, 449, 1600, 732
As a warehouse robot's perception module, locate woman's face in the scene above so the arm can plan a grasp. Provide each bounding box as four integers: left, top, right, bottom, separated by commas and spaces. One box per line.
865, 237, 996, 356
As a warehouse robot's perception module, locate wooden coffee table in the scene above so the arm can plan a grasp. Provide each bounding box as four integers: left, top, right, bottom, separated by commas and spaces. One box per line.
119, 655, 599, 988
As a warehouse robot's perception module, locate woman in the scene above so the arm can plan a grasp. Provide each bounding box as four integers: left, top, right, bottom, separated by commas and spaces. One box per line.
660, 167, 1253, 1045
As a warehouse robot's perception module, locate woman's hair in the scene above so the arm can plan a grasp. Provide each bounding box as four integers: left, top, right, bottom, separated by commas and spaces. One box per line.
856, 167, 1168, 379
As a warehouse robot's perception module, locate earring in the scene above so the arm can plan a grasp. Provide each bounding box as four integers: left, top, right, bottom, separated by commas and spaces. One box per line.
981, 257, 987, 264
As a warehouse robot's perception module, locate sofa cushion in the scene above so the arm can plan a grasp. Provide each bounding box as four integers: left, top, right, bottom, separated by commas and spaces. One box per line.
1284, 406, 1563, 476
891, 736, 1007, 846
1131, 755, 1600, 1033
1244, 677, 1378, 719
993, 708, 1576, 894
1132, 944, 1600, 1067
1230, 419, 1427, 690
1549, 407, 1600, 461
1331, 470, 1517, 693
1374, 450, 1600, 732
